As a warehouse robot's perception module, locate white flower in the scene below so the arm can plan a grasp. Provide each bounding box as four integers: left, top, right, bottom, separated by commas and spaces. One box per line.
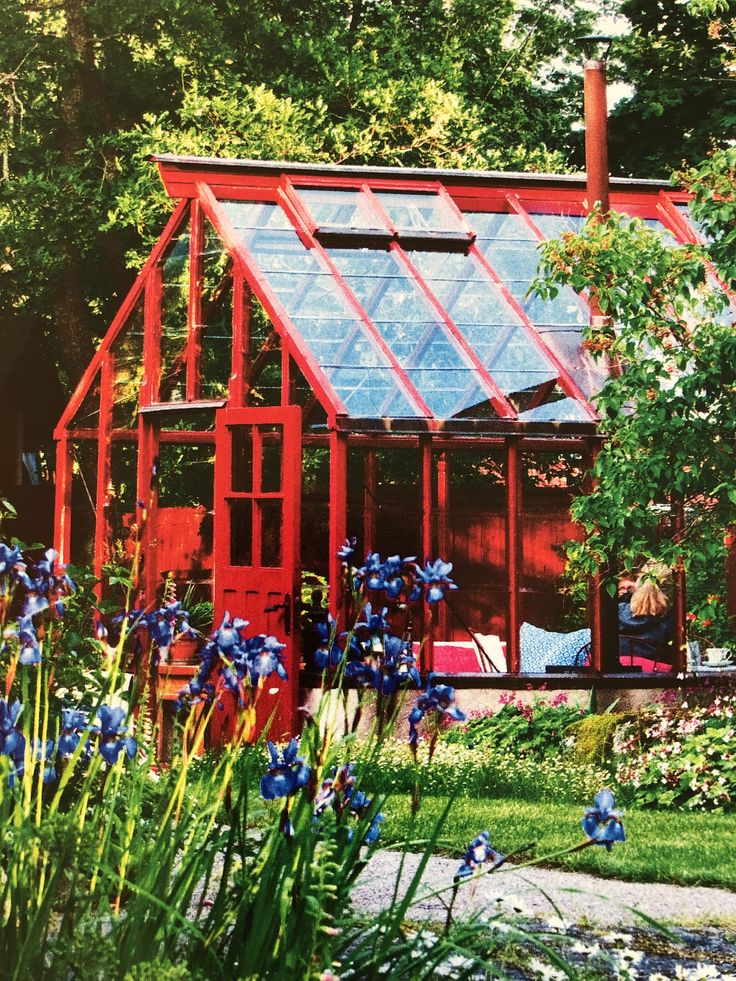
527, 958, 567, 980
690, 966, 723, 980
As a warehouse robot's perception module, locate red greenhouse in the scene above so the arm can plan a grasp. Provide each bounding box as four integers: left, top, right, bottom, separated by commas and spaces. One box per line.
53, 153, 707, 736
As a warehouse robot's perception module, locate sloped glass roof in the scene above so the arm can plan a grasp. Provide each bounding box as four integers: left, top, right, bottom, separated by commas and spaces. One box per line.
213, 183, 680, 423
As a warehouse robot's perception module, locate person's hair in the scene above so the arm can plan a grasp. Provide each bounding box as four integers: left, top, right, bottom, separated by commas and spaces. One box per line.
630, 579, 669, 618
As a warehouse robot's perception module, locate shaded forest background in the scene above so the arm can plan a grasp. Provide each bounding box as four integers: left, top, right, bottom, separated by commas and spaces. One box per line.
0, 0, 733, 503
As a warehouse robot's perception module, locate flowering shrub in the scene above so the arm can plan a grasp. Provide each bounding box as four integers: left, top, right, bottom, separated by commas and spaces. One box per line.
443, 694, 587, 759
614, 690, 736, 810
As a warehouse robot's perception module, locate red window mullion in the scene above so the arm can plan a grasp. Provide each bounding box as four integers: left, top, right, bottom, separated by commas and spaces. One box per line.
94, 356, 115, 578
230, 269, 247, 406
505, 437, 522, 673
186, 199, 204, 400
328, 430, 348, 628
196, 181, 347, 422
54, 435, 72, 563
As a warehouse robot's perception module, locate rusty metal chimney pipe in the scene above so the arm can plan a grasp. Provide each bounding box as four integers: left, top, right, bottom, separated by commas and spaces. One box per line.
577, 35, 614, 216
584, 59, 610, 214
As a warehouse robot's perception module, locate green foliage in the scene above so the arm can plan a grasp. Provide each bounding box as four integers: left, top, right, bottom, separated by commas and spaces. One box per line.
567, 713, 627, 766
443, 697, 588, 759
607, 0, 736, 178
534, 148, 736, 642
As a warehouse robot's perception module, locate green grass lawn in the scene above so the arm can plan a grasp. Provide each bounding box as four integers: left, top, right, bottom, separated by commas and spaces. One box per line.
381, 795, 736, 891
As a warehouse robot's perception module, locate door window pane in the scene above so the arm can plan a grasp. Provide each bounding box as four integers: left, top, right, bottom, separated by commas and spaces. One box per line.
260, 500, 282, 567
230, 499, 253, 566
231, 426, 253, 493
260, 426, 282, 492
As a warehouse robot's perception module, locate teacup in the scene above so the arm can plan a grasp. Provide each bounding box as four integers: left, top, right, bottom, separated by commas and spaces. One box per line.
703, 647, 734, 667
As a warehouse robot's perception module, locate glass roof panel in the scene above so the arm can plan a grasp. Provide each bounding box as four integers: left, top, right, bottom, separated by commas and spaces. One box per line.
408, 249, 578, 418
473, 210, 605, 398
329, 247, 497, 419
297, 188, 384, 230
373, 191, 465, 233
221, 201, 421, 417
532, 213, 586, 237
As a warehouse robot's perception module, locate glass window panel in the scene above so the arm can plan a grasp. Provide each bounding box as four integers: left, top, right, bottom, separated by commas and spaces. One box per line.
220, 201, 293, 231
325, 367, 419, 417
231, 426, 253, 493
373, 191, 464, 233
531, 213, 586, 237
470, 211, 537, 242
108, 441, 138, 548
330, 248, 500, 419
160, 224, 190, 402
260, 426, 282, 492
297, 188, 384, 230
522, 291, 587, 327
472, 213, 604, 400
112, 300, 144, 429
200, 220, 233, 399
158, 443, 214, 509
230, 499, 252, 566
518, 397, 589, 422
248, 297, 281, 407
409, 249, 581, 419
535, 327, 608, 397
260, 500, 282, 567
70, 441, 98, 567
70, 372, 101, 430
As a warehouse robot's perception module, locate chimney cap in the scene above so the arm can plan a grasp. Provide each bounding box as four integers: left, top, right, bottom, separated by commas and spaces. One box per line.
575, 34, 614, 61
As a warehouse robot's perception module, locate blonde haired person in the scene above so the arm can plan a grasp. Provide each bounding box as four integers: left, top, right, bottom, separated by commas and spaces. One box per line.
618, 572, 674, 665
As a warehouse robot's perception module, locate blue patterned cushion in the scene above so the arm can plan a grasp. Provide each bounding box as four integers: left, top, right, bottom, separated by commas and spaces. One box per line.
519, 622, 591, 673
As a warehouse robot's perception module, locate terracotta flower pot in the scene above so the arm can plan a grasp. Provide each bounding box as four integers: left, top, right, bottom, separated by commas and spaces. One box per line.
169, 636, 199, 664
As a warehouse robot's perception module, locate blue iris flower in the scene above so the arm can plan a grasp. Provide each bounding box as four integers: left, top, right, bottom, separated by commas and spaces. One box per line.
244, 635, 288, 685
313, 617, 344, 670
456, 831, 504, 879
413, 558, 458, 604
17, 615, 41, 665
337, 537, 357, 562
408, 683, 467, 746
213, 612, 250, 652
364, 814, 384, 844
58, 708, 88, 756
0, 698, 24, 759
93, 706, 137, 765
260, 739, 311, 800
361, 552, 386, 591
23, 548, 76, 617
582, 788, 626, 850
0, 544, 24, 595
313, 764, 384, 844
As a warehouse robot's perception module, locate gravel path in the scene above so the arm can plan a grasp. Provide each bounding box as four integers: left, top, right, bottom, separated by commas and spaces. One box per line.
354, 849, 736, 928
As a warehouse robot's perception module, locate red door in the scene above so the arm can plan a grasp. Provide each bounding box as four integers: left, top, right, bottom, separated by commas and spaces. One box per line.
212, 406, 301, 743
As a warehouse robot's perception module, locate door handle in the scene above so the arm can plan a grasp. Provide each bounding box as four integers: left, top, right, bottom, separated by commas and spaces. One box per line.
263, 592, 292, 635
